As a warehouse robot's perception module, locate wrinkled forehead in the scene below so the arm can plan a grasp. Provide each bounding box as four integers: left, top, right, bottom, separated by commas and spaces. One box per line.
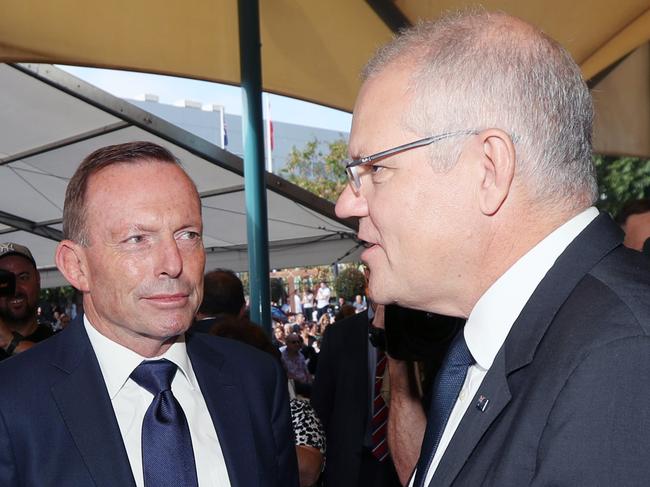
83, 161, 202, 229
87, 160, 198, 203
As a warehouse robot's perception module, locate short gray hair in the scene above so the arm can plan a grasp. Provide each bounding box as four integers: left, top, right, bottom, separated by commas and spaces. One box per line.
363, 10, 598, 210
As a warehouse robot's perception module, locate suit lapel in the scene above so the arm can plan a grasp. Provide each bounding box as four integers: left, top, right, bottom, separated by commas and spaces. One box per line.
430, 213, 623, 486
49, 319, 136, 487
188, 334, 258, 487
503, 213, 621, 374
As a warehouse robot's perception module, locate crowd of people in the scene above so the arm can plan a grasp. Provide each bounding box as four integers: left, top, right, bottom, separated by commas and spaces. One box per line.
282, 284, 367, 322
272, 290, 367, 392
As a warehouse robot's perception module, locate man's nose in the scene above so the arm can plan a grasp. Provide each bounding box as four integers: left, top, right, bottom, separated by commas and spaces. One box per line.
157, 238, 183, 279
335, 184, 369, 219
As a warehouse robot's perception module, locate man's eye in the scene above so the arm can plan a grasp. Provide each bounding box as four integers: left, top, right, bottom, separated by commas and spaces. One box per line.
179, 231, 201, 241
125, 235, 144, 244
370, 164, 385, 174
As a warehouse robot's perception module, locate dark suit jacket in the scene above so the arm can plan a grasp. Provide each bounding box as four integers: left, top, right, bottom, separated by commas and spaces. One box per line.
432, 213, 650, 486
192, 316, 219, 334
0, 317, 298, 487
311, 311, 400, 487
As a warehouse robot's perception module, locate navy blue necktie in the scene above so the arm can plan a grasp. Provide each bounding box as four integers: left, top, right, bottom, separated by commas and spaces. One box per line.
413, 331, 475, 487
130, 359, 198, 487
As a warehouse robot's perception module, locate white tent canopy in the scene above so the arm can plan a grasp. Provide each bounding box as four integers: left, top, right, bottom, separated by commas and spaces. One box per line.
0, 63, 362, 288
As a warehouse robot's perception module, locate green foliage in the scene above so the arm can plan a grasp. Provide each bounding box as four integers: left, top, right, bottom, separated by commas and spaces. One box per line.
40, 286, 76, 302
281, 138, 348, 202
334, 267, 366, 301
595, 155, 650, 216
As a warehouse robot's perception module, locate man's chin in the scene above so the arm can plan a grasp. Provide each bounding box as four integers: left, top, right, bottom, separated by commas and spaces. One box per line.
367, 282, 394, 306
155, 314, 193, 337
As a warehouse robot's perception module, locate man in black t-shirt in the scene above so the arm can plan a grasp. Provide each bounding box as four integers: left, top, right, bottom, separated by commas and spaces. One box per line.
0, 243, 54, 361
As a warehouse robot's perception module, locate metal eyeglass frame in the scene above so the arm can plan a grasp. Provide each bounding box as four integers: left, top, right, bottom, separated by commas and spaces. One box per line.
344, 130, 478, 193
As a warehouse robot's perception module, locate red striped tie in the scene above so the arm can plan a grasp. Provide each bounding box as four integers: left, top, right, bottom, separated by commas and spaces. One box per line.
371, 350, 389, 461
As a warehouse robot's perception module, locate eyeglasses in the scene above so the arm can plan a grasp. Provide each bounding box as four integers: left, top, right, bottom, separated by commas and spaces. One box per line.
344, 130, 477, 193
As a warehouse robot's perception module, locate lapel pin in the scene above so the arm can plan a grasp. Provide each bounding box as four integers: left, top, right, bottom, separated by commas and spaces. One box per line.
476, 394, 490, 412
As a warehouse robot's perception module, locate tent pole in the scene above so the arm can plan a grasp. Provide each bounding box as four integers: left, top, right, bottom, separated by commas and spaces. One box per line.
238, 0, 272, 334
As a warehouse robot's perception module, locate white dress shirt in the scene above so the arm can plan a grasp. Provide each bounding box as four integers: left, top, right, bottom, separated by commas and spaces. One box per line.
412, 207, 599, 487
84, 316, 231, 487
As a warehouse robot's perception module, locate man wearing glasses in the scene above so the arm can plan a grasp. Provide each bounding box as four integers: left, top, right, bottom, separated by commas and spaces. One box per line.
336, 9, 650, 487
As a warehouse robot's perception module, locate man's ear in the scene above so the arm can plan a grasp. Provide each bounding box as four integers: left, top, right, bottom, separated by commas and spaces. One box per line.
475, 129, 516, 216
55, 240, 90, 292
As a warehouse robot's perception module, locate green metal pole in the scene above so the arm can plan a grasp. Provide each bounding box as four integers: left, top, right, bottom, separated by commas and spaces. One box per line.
238, 0, 271, 334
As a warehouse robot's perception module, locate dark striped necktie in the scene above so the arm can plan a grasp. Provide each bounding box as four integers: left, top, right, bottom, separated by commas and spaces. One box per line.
371, 350, 389, 461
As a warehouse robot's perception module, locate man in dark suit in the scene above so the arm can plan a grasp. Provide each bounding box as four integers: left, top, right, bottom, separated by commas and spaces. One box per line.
0, 142, 297, 486
335, 10, 650, 487
311, 308, 401, 487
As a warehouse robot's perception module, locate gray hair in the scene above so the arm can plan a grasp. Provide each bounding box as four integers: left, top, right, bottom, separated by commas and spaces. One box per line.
363, 10, 598, 209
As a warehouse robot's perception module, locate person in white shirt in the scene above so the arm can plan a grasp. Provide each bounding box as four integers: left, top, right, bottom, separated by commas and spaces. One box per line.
292, 289, 303, 315
335, 10, 650, 487
315, 281, 331, 320
0, 141, 298, 487
302, 289, 315, 320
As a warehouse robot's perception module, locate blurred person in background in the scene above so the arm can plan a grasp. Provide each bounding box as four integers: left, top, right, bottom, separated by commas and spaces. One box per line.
302, 289, 315, 321
292, 289, 303, 315
282, 332, 313, 393
200, 270, 325, 486
615, 198, 650, 252
353, 295, 367, 314
193, 268, 246, 333
273, 324, 287, 349
0, 243, 55, 361
317, 313, 331, 336
315, 281, 331, 320
312, 301, 401, 487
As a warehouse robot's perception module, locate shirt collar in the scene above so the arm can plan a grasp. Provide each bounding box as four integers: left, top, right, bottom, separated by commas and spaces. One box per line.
464, 207, 599, 370
83, 315, 197, 399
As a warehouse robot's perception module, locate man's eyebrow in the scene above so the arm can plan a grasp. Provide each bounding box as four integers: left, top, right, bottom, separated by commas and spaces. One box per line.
110, 223, 154, 239
129, 224, 157, 233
